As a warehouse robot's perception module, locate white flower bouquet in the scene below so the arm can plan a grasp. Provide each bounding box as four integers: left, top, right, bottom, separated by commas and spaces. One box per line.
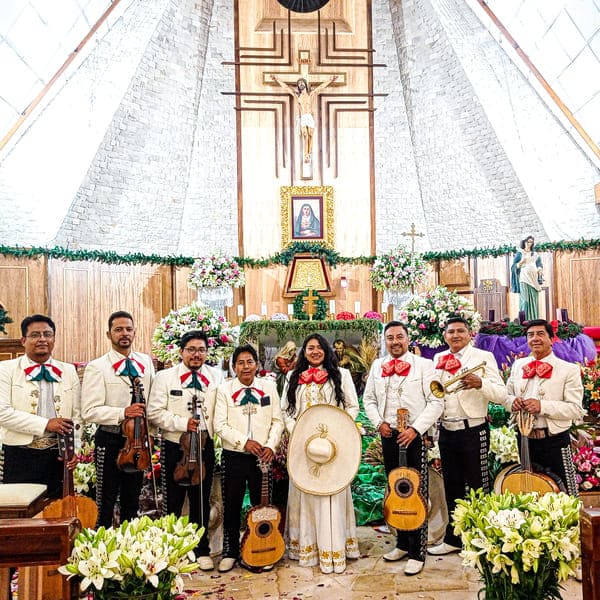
489, 425, 519, 465
453, 489, 581, 600
369, 245, 428, 291
187, 254, 245, 289
59, 514, 201, 599
398, 286, 481, 348
152, 301, 236, 365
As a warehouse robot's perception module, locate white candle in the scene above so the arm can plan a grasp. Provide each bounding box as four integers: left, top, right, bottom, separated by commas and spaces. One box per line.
287, 303, 294, 315
329, 300, 336, 314
354, 301, 361, 314
556, 309, 562, 321
237, 304, 244, 317
381, 302, 388, 314
261, 302, 268, 316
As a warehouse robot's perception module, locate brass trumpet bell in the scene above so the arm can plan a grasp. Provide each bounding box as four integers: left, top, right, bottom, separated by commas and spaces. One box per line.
430, 361, 487, 398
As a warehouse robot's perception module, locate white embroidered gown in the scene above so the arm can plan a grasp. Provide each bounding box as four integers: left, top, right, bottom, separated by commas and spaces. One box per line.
282, 367, 360, 573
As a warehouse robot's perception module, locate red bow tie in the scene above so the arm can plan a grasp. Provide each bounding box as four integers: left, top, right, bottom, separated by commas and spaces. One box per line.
382, 359, 411, 377
522, 360, 553, 379
436, 354, 462, 375
299, 368, 328, 385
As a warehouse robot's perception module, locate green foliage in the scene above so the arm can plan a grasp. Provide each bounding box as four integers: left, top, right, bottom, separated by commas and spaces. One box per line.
239, 318, 382, 345
292, 289, 328, 320
0, 305, 12, 335
479, 319, 583, 339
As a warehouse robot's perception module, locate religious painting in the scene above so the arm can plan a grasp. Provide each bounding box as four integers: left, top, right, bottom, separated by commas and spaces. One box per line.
280, 185, 334, 248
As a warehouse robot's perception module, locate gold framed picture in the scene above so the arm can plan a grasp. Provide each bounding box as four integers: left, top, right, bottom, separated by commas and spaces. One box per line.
280, 185, 334, 248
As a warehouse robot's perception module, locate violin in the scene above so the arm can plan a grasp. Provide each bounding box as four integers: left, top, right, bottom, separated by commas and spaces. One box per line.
173, 393, 206, 486
117, 377, 153, 473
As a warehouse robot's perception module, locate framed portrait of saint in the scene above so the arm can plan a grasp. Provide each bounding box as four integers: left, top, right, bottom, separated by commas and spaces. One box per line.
280, 185, 334, 248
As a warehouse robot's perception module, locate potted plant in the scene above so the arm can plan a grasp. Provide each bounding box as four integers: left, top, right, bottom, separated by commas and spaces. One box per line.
453, 489, 581, 600
59, 514, 201, 599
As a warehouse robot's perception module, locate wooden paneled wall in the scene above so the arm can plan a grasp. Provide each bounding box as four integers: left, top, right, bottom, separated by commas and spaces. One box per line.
0, 249, 598, 363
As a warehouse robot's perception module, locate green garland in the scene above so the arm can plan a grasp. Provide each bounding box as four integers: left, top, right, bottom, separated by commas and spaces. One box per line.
292, 289, 328, 321
1, 238, 599, 268
239, 318, 382, 345
478, 320, 583, 340
0, 306, 13, 335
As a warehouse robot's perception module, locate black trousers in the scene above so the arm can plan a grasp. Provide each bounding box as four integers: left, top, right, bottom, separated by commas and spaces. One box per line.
161, 437, 215, 556
381, 433, 428, 562
221, 450, 268, 559
2, 445, 63, 499
438, 422, 490, 548
94, 428, 144, 528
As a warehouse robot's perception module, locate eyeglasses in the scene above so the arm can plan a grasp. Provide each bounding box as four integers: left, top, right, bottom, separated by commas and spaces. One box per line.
26, 331, 55, 339
183, 347, 207, 355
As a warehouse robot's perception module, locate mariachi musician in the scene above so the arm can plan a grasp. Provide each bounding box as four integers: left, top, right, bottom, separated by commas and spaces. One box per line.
363, 321, 442, 576
504, 319, 583, 495
428, 316, 506, 556
81, 311, 154, 528
147, 330, 223, 571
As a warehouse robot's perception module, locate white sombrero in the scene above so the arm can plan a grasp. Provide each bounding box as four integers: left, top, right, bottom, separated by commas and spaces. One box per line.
287, 404, 361, 496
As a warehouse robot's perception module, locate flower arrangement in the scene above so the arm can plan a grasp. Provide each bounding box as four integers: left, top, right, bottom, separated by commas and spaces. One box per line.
187, 254, 245, 289
581, 359, 600, 417
369, 245, 427, 291
74, 442, 96, 495
363, 311, 384, 322
335, 311, 355, 321
479, 319, 583, 340
152, 302, 236, 365
454, 489, 580, 600
399, 286, 481, 348
489, 425, 519, 465
59, 514, 200, 599
573, 443, 600, 491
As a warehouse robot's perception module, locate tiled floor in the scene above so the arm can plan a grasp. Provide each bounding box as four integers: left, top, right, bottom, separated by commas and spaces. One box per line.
183, 526, 583, 599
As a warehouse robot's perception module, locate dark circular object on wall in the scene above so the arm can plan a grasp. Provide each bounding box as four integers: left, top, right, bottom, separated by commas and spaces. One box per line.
277, 0, 331, 13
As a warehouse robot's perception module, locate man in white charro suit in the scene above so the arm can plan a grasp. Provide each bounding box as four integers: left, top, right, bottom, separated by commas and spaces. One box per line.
428, 316, 506, 556
505, 319, 583, 496
364, 321, 443, 575
81, 310, 154, 527
147, 330, 223, 571
0, 314, 80, 498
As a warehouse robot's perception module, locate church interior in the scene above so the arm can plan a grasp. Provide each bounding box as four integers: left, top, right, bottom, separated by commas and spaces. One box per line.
0, 0, 600, 598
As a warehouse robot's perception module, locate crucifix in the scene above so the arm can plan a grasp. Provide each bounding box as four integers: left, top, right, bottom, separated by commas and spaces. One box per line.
266, 50, 345, 179
303, 288, 318, 321
401, 223, 424, 253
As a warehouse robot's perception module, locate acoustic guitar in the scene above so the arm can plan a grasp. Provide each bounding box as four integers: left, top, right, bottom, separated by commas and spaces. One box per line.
43, 427, 98, 528
383, 408, 427, 531
240, 460, 285, 569
500, 411, 560, 495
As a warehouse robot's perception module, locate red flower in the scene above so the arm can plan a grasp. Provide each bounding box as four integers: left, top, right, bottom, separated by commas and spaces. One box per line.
336, 311, 355, 321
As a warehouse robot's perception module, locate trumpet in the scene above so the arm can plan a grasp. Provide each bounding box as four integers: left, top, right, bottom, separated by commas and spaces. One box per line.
430, 361, 486, 398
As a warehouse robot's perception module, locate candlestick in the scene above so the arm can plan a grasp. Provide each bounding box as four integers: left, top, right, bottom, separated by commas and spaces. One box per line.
237, 304, 244, 317
354, 301, 361, 314
329, 300, 336, 314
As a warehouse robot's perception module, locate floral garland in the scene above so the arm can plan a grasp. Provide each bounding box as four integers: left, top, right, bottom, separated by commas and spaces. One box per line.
479, 319, 583, 339
454, 489, 581, 599
369, 245, 427, 291
399, 286, 481, 348
292, 289, 328, 321
152, 301, 236, 364
187, 253, 245, 288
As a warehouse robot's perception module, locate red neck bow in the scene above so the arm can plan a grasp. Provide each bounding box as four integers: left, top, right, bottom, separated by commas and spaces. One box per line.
382, 358, 411, 377
436, 354, 462, 375
522, 360, 553, 379
299, 367, 328, 385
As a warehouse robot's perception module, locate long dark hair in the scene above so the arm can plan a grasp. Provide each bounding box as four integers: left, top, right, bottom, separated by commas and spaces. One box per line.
286, 333, 345, 416
519, 236, 535, 250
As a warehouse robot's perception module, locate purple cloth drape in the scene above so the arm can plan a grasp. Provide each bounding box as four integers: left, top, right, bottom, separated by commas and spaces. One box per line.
474, 333, 596, 369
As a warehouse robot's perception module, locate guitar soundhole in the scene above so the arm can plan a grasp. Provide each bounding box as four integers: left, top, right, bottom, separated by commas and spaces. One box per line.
395, 479, 414, 498
257, 522, 272, 537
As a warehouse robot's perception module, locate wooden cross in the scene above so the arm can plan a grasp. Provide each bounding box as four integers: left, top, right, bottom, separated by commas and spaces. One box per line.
303, 289, 318, 321
263, 49, 346, 87
401, 223, 424, 253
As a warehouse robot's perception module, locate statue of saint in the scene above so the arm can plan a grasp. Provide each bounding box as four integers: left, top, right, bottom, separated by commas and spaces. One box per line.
272, 74, 337, 163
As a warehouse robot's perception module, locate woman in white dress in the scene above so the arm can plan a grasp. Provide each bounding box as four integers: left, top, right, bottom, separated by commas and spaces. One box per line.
282, 333, 360, 574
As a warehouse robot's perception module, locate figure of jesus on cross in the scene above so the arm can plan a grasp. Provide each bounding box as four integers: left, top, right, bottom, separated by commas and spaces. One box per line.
271, 74, 338, 164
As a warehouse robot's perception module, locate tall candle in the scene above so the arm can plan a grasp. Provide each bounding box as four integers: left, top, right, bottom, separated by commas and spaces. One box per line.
354, 301, 361, 314
261, 302, 267, 316
329, 300, 336, 314
381, 302, 388, 315
287, 303, 294, 315
237, 304, 244, 317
